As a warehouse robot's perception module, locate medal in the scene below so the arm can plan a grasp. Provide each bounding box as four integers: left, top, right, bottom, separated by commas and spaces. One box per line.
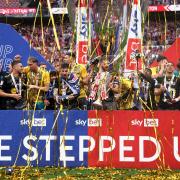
11, 73, 22, 95
30, 71, 40, 85
164, 75, 175, 101
142, 80, 149, 102
62, 79, 67, 96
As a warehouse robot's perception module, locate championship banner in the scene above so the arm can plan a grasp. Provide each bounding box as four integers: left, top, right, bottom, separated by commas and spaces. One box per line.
88, 111, 180, 169
125, 0, 142, 73
76, 0, 89, 64
0, 23, 54, 72
148, 5, 180, 12
0, 110, 180, 169
0, 110, 88, 167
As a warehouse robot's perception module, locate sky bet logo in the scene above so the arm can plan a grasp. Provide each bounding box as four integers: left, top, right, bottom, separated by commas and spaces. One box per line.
20, 118, 46, 127
131, 119, 159, 127
144, 119, 159, 127
75, 118, 102, 127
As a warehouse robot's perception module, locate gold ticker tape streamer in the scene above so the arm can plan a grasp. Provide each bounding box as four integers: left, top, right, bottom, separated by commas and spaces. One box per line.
47, 0, 61, 51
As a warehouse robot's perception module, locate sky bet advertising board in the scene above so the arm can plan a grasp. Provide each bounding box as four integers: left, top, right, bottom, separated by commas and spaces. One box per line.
0, 110, 180, 169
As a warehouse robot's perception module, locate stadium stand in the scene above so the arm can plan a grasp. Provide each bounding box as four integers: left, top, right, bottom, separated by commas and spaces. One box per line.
0, 0, 20, 8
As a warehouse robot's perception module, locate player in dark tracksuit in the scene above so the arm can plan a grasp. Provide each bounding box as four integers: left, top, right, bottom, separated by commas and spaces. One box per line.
54, 63, 80, 110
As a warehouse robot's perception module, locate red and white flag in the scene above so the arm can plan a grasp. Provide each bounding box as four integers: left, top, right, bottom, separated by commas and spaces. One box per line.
76, 0, 89, 64
125, 0, 142, 73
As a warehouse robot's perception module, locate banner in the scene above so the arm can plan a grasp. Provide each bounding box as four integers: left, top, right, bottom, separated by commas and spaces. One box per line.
76, 1, 89, 64
163, 38, 180, 66
0, 8, 36, 15
51, 8, 68, 14
88, 111, 180, 169
0, 110, 88, 167
0, 110, 180, 169
148, 5, 180, 12
125, 0, 142, 73
0, 23, 53, 72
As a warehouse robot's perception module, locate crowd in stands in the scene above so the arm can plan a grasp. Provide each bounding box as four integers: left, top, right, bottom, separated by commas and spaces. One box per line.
13, 19, 180, 70
149, 0, 180, 5
143, 20, 180, 65
14, 23, 73, 65
41, 0, 67, 8
143, 21, 180, 46
15, 18, 180, 50
0, 0, 66, 8
0, 0, 20, 8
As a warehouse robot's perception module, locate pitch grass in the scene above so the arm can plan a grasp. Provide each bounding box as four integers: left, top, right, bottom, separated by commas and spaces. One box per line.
0, 167, 180, 179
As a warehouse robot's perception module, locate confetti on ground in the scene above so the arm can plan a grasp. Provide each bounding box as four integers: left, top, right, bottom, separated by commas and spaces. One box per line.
1, 167, 180, 180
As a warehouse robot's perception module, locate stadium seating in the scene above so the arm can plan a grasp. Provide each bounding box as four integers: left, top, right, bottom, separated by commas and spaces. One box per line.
0, 0, 20, 8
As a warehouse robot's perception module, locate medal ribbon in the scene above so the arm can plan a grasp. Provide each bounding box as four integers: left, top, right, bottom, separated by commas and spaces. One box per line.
11, 73, 22, 95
